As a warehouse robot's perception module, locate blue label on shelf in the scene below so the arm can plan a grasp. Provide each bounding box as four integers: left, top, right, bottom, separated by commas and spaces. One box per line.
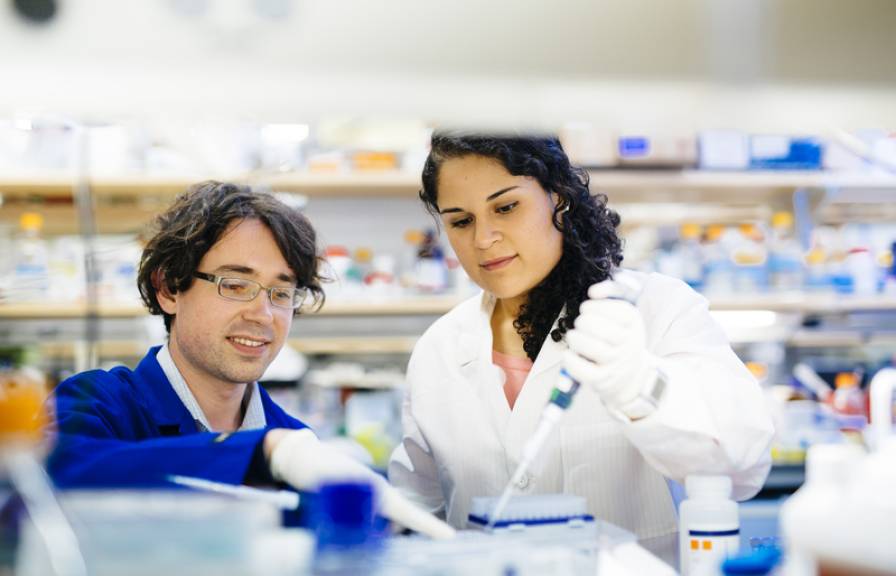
619, 137, 649, 157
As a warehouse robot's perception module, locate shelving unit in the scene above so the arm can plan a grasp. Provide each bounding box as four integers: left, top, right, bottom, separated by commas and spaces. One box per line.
2, 169, 895, 368
33, 336, 422, 360
4, 169, 894, 231
3, 293, 895, 320
0, 172, 423, 200
0, 297, 464, 319
3, 170, 896, 199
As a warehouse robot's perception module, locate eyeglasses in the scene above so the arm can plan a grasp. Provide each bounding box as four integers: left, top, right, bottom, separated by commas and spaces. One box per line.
193, 272, 308, 310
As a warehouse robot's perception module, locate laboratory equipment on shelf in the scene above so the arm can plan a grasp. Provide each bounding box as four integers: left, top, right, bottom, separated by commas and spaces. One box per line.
487, 271, 643, 529
779, 368, 896, 575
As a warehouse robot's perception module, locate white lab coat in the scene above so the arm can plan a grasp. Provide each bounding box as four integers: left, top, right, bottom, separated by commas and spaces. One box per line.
389, 270, 774, 547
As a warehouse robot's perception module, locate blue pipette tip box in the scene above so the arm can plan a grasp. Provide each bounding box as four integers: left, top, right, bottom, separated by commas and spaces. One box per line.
467, 494, 594, 531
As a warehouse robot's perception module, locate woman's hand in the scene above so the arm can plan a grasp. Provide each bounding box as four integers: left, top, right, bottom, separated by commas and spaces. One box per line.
563, 278, 659, 419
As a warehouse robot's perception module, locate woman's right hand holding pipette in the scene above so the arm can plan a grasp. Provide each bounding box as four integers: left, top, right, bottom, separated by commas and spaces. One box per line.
563, 278, 662, 421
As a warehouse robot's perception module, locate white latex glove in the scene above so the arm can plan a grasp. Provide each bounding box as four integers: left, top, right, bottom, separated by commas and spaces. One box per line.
269, 429, 456, 540
563, 278, 658, 416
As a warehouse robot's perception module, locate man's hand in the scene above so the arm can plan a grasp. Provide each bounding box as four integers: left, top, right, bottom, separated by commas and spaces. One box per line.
264, 428, 456, 540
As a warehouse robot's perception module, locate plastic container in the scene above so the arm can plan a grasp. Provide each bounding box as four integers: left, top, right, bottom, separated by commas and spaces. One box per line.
845, 247, 879, 296
312, 481, 384, 575
702, 225, 735, 295
748, 136, 822, 170
766, 212, 804, 293
323, 245, 361, 299
679, 475, 740, 576
698, 130, 750, 170
11, 212, 49, 303
883, 241, 896, 295
829, 372, 866, 421
414, 229, 448, 293
677, 223, 704, 290
731, 225, 768, 293
778, 443, 867, 575
782, 366, 896, 574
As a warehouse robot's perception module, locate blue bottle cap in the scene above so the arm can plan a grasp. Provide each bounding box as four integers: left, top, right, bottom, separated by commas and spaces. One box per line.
313, 481, 379, 551
721, 548, 782, 575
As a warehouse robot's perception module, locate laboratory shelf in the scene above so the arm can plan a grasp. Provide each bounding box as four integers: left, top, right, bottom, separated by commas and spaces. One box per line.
706, 293, 896, 313
2, 170, 895, 201
289, 336, 418, 355
0, 302, 149, 319
262, 171, 421, 196
310, 296, 464, 316
0, 171, 422, 199
34, 336, 420, 360
2, 293, 895, 320
587, 170, 896, 191
0, 175, 215, 199
31, 329, 895, 363
787, 330, 896, 348
0, 296, 465, 319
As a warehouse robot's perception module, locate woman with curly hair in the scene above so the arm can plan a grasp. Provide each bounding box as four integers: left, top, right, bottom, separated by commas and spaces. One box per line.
389, 133, 774, 558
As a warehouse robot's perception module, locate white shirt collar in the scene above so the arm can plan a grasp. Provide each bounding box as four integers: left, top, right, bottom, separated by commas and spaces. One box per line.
156, 344, 266, 432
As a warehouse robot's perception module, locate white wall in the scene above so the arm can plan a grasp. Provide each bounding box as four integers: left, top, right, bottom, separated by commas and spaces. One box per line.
1, 0, 894, 130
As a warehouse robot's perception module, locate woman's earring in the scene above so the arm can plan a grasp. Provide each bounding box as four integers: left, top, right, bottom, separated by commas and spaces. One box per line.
559, 202, 570, 215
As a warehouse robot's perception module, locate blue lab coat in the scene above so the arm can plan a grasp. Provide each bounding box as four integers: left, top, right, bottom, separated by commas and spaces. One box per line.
47, 346, 308, 488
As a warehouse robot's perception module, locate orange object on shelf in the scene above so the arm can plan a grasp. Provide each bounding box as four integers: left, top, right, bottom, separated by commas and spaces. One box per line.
0, 373, 47, 445
352, 151, 399, 171
828, 372, 867, 419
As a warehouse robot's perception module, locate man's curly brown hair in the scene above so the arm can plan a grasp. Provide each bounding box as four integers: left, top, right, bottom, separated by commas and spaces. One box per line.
137, 181, 324, 333
420, 133, 624, 361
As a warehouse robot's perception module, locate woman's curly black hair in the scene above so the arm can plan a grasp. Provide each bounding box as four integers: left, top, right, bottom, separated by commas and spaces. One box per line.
420, 133, 624, 361
137, 181, 325, 333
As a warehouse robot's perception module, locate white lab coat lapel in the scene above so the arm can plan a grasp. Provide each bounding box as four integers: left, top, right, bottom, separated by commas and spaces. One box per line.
453, 293, 568, 476
502, 314, 567, 462
456, 292, 513, 443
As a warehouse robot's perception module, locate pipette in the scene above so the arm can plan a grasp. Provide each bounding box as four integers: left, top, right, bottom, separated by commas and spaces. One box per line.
487, 272, 643, 530
167, 474, 301, 510
487, 369, 579, 530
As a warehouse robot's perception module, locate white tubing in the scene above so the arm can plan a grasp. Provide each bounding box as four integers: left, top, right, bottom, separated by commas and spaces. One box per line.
793, 363, 833, 402
869, 368, 896, 451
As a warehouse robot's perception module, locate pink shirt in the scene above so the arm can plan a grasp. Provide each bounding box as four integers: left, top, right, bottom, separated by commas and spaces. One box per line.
492, 350, 534, 410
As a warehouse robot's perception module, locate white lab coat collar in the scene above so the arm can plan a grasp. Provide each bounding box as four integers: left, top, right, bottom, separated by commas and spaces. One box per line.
456, 291, 568, 459
457, 291, 566, 376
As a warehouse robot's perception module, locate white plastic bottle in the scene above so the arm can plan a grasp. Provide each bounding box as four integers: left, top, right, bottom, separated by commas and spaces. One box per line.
12, 212, 50, 303
767, 211, 805, 293
778, 443, 865, 576
676, 223, 705, 290
678, 475, 739, 576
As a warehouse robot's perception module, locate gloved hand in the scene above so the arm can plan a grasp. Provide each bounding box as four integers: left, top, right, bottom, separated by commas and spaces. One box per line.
563, 277, 658, 418
268, 428, 456, 540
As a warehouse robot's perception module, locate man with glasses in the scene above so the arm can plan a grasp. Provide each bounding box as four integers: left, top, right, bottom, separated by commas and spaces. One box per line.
47, 181, 454, 538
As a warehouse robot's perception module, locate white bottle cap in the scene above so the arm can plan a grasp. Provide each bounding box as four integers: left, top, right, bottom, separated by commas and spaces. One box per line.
685, 475, 732, 499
